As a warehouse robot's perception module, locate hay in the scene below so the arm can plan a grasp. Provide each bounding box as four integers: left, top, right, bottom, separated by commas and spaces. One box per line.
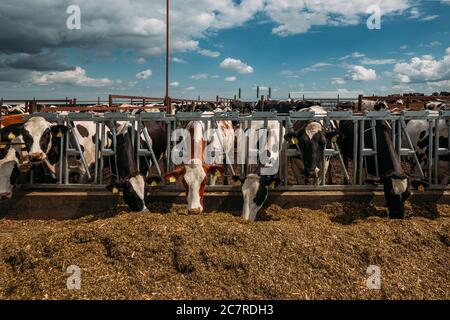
0, 202, 448, 300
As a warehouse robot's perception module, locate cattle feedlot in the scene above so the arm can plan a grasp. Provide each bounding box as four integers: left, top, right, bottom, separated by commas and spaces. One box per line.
0, 0, 449, 306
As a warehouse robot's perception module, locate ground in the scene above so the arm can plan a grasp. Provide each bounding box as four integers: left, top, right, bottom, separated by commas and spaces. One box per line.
0, 202, 449, 300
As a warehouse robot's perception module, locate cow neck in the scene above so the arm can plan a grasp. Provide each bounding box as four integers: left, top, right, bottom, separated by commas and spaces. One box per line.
376, 120, 403, 177
116, 127, 138, 179
189, 124, 205, 163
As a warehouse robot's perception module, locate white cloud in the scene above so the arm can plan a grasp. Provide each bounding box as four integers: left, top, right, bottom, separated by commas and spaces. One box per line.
420, 41, 442, 48
136, 69, 152, 79
266, 0, 411, 36
172, 57, 187, 64
399, 45, 408, 50
360, 58, 398, 65
185, 86, 196, 91
281, 62, 332, 77
393, 47, 450, 83
198, 49, 221, 58
170, 81, 179, 87
211, 75, 220, 79
331, 77, 347, 85
220, 58, 254, 74
348, 65, 377, 81
421, 15, 439, 21
225, 76, 237, 82
190, 73, 208, 80
136, 57, 147, 64
339, 52, 365, 61
32, 66, 114, 87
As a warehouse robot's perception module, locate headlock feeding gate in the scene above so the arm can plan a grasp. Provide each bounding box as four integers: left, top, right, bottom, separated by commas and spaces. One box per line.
13, 109, 450, 192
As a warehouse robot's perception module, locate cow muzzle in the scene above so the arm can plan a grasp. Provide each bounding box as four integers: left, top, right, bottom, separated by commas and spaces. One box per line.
29, 153, 46, 163
188, 208, 202, 215
0, 192, 12, 200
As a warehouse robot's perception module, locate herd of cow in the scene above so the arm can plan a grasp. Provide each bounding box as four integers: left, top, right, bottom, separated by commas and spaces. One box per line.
0, 98, 448, 221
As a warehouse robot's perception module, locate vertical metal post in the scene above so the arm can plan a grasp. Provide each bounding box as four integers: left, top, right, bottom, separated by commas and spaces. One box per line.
238, 88, 241, 100
165, 0, 170, 113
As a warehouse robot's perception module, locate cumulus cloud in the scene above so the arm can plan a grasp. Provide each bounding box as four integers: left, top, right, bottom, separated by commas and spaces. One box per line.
225, 76, 237, 82
348, 65, 377, 81
281, 62, 332, 78
220, 58, 254, 74
32, 66, 114, 87
136, 69, 152, 79
170, 81, 180, 87
185, 86, 196, 91
392, 47, 450, 83
198, 49, 221, 58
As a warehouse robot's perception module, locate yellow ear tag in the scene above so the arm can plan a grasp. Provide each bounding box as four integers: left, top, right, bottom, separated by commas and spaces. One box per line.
291, 137, 298, 145
269, 181, 276, 189
214, 169, 221, 177
57, 130, 63, 138
151, 181, 158, 187
418, 185, 425, 192
0, 143, 6, 149
8, 132, 16, 140
112, 187, 119, 194
331, 135, 338, 143
169, 176, 176, 183
235, 180, 241, 186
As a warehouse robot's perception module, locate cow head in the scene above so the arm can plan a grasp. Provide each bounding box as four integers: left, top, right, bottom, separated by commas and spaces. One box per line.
165, 164, 225, 214
233, 174, 281, 221
0, 127, 22, 200
107, 173, 159, 212
374, 101, 388, 111
20, 117, 68, 164
285, 122, 342, 183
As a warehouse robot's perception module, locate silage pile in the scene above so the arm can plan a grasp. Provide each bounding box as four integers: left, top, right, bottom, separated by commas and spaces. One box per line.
0, 202, 448, 300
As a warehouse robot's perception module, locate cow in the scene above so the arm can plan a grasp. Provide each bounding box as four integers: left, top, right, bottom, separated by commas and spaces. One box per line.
106, 122, 160, 212
232, 174, 281, 221
404, 118, 449, 185
0, 126, 23, 200
163, 111, 233, 214
361, 100, 388, 111
338, 119, 424, 218
283, 106, 342, 185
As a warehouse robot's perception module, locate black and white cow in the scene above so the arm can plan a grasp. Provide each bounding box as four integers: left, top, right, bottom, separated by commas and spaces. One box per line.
232, 174, 280, 221
284, 106, 342, 185
339, 119, 423, 218
0, 126, 23, 200
404, 118, 449, 185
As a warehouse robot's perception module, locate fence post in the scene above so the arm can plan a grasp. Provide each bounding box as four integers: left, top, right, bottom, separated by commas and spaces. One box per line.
109, 94, 113, 108
238, 88, 241, 100
358, 94, 363, 111
257, 86, 260, 99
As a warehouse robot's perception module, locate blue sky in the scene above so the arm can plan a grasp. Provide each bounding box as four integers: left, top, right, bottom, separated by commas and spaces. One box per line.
0, 0, 449, 101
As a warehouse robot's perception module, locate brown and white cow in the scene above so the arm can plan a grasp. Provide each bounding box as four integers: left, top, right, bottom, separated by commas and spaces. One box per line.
164, 111, 232, 214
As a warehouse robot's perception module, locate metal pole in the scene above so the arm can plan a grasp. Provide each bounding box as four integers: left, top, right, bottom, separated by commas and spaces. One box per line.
165, 0, 170, 113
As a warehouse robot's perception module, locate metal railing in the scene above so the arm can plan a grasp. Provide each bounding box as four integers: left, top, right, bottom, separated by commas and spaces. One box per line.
16, 110, 450, 191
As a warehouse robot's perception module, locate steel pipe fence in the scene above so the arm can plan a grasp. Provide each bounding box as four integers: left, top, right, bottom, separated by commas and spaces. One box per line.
18, 110, 450, 191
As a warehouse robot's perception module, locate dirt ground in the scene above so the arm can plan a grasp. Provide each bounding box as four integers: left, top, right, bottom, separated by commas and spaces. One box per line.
0, 201, 448, 300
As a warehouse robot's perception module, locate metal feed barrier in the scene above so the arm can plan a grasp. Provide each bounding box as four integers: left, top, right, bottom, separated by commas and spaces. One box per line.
19, 110, 449, 191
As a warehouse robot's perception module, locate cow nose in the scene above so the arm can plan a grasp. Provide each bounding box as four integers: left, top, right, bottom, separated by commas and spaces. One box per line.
188, 208, 202, 215
29, 153, 44, 162
0, 192, 12, 200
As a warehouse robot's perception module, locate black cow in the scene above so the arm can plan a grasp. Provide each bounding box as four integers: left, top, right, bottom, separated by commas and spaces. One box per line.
338, 119, 424, 218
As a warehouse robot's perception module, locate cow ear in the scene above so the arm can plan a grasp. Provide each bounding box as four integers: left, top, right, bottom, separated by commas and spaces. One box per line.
207, 165, 225, 177
232, 175, 246, 186
106, 182, 124, 194
326, 130, 344, 143
51, 125, 69, 138
411, 180, 429, 192
263, 176, 281, 189
1, 124, 23, 141
164, 167, 185, 183
284, 132, 298, 145
146, 176, 162, 187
